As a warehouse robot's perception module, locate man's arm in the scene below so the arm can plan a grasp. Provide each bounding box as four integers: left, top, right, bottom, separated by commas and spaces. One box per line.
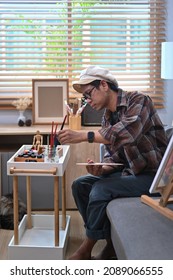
57, 129, 110, 145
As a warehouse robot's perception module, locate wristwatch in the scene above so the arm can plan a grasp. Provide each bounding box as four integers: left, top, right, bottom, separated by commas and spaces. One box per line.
88, 131, 95, 143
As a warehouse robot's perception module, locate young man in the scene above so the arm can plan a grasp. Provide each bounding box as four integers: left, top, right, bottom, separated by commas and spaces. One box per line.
57, 65, 167, 260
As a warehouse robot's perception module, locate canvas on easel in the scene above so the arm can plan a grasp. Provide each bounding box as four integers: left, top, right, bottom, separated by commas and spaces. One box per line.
141, 134, 173, 220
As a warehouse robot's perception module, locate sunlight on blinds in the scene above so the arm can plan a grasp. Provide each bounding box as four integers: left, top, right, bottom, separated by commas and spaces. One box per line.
0, 0, 166, 108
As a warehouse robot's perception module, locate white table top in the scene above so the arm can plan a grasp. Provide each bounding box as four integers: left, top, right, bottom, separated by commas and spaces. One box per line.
7, 145, 70, 176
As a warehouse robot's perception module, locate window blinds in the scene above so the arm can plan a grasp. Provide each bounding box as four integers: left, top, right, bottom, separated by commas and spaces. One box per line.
0, 0, 166, 108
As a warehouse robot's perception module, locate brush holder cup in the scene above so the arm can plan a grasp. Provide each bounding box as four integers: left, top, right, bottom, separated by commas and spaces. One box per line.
69, 115, 81, 130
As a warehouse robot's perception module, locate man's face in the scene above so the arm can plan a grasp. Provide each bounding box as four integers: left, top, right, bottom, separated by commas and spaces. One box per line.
82, 81, 110, 111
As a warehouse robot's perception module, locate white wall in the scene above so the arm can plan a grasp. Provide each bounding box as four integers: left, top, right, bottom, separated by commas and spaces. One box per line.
158, 0, 173, 126
0, 109, 32, 124
0, 0, 173, 125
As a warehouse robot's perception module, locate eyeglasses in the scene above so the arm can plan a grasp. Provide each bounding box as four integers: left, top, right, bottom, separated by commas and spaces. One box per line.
83, 87, 96, 100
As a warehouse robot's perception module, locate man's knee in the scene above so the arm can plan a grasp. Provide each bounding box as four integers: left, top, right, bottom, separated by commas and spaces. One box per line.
71, 178, 80, 194
89, 182, 113, 201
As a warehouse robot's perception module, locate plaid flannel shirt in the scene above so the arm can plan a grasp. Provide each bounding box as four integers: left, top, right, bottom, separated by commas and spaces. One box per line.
99, 89, 168, 175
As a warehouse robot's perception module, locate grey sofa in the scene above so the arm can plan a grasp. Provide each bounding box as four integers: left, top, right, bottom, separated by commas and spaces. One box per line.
101, 126, 173, 260
106, 197, 173, 259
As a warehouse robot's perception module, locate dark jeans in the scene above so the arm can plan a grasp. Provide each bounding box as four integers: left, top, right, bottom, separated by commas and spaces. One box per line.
71, 171, 156, 240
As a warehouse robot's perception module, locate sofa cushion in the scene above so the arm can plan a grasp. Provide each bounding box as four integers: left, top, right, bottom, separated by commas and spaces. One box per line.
106, 197, 173, 260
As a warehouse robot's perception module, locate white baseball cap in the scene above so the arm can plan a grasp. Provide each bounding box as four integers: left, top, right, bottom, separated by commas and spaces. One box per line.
72, 65, 118, 93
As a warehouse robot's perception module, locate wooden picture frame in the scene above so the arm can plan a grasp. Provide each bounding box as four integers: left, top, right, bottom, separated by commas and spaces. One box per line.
141, 134, 173, 220
32, 79, 69, 124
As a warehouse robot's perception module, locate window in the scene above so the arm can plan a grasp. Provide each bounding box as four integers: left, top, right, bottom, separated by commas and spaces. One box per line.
0, 0, 166, 109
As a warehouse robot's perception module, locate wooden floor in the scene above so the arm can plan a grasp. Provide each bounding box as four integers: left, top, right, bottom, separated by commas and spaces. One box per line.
0, 210, 106, 260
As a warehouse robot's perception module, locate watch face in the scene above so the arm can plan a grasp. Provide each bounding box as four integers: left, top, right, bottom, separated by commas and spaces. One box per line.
88, 131, 94, 143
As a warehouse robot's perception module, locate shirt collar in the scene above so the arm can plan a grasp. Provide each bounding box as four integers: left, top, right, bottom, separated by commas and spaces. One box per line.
104, 88, 127, 120
117, 88, 128, 108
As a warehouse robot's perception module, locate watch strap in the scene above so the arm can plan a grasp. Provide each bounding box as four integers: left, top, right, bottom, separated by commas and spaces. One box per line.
88, 131, 95, 143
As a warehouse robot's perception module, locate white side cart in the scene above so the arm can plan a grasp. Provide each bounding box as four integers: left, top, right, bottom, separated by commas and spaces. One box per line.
7, 144, 70, 260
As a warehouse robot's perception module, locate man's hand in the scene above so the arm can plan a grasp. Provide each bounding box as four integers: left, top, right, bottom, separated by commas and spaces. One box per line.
86, 159, 102, 176
86, 159, 117, 176
57, 129, 86, 144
